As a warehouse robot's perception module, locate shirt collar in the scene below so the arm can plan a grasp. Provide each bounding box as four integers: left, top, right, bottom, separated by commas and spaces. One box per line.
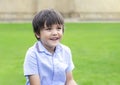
36, 40, 62, 55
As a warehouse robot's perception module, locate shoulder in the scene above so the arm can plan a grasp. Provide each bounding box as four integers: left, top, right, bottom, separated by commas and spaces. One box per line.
25, 42, 37, 57
59, 43, 71, 54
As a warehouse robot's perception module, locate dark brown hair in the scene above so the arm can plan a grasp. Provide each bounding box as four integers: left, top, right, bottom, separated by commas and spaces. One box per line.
32, 9, 64, 40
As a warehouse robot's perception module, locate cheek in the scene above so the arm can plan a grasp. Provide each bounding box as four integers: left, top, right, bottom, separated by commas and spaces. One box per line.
40, 32, 50, 39
61, 30, 64, 34
59, 31, 63, 37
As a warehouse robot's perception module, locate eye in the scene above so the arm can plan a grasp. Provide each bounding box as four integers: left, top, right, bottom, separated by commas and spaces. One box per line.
45, 27, 52, 30
57, 27, 62, 30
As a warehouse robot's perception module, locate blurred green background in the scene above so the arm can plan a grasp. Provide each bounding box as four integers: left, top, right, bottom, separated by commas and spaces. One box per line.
0, 23, 120, 85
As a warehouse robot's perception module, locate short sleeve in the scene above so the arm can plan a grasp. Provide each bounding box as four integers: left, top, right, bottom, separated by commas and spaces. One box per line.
66, 47, 75, 72
23, 49, 38, 76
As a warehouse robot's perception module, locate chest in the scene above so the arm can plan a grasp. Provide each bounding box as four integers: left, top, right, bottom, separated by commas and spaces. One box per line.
37, 53, 68, 74
37, 52, 68, 72
36, 52, 68, 83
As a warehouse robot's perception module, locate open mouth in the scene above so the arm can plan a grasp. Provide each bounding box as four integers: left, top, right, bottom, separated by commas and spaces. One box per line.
50, 37, 59, 41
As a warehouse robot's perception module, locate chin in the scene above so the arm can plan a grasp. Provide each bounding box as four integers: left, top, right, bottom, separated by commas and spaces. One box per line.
51, 44, 58, 47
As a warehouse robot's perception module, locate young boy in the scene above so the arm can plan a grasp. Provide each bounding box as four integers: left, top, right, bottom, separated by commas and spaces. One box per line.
23, 8, 77, 85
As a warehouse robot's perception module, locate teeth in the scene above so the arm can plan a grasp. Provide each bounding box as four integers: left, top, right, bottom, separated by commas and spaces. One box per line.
50, 38, 58, 40
52, 38, 57, 40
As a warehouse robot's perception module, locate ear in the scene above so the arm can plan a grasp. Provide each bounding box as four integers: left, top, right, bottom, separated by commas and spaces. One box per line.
35, 33, 40, 38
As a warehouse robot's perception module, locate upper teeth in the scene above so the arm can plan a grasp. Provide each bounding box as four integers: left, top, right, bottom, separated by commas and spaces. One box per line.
51, 38, 58, 40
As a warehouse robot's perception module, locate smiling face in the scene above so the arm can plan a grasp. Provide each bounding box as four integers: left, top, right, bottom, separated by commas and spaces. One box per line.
36, 24, 63, 53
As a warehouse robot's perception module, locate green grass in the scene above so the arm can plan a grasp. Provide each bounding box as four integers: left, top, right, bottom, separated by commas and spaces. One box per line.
0, 23, 120, 85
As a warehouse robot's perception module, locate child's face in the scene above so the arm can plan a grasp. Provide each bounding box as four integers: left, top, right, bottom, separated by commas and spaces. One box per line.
36, 24, 63, 51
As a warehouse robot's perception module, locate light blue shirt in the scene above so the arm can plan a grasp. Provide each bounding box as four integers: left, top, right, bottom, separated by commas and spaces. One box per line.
24, 41, 74, 85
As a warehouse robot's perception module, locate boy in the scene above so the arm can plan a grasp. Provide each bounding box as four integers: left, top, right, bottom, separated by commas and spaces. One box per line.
23, 8, 77, 85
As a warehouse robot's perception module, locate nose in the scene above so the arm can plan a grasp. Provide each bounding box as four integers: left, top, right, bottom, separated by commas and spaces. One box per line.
51, 29, 57, 35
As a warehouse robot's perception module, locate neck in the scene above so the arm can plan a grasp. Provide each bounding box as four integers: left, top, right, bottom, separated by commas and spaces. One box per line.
39, 40, 56, 54
46, 46, 56, 54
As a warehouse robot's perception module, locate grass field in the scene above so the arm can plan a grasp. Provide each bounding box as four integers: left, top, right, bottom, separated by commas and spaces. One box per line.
0, 22, 120, 85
